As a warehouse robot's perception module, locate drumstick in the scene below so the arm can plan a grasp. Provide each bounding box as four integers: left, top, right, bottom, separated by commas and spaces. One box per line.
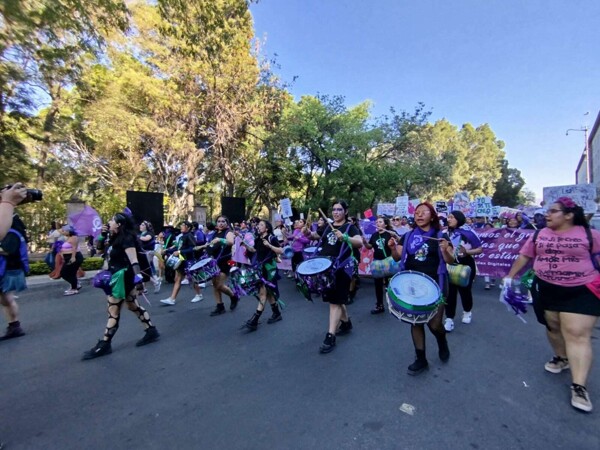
318, 208, 335, 231
422, 236, 444, 241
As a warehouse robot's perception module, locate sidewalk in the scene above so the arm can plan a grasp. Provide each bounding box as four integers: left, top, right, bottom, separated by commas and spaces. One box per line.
26, 270, 100, 289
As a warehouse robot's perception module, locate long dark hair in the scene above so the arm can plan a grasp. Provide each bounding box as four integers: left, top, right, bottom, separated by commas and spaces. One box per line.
556, 197, 588, 228
259, 219, 274, 237
332, 199, 349, 221
112, 212, 139, 248
377, 215, 392, 231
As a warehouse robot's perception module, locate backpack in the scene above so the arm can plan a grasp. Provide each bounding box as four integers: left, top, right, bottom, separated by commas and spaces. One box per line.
0, 228, 30, 277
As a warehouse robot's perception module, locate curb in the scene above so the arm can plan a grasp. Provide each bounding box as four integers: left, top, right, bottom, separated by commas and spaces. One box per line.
25, 271, 100, 292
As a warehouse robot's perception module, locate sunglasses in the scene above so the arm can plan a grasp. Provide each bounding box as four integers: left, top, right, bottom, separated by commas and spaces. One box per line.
546, 208, 563, 214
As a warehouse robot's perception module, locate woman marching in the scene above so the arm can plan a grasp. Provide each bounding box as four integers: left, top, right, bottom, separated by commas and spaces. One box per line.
317, 200, 362, 354
444, 210, 483, 331
289, 219, 311, 277
390, 202, 455, 375
82, 213, 159, 360
204, 215, 240, 316
361, 216, 394, 314
60, 225, 84, 296
242, 220, 284, 331
506, 197, 600, 412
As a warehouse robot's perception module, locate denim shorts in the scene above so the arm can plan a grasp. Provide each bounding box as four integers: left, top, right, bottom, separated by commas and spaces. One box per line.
1, 270, 27, 293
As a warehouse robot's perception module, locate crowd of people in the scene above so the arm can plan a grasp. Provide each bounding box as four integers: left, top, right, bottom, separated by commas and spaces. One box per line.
0, 184, 598, 414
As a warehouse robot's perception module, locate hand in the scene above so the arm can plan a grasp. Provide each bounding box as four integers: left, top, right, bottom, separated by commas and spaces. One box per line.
388, 238, 397, 248
501, 277, 513, 289
439, 239, 450, 251
1, 183, 27, 206
262, 239, 270, 248
334, 230, 343, 241
174, 251, 180, 257
457, 245, 467, 257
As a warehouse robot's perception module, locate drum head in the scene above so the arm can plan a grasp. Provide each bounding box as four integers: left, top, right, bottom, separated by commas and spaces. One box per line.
189, 258, 213, 271
296, 257, 332, 275
303, 247, 319, 255
388, 271, 441, 308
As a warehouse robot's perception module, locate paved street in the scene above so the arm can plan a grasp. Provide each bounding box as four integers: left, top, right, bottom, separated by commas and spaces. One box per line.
1, 275, 599, 450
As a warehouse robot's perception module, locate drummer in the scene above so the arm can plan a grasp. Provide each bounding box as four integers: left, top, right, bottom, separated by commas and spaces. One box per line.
316, 200, 363, 354
159, 221, 203, 306
241, 220, 284, 331
361, 216, 394, 315
390, 202, 455, 375
289, 219, 311, 278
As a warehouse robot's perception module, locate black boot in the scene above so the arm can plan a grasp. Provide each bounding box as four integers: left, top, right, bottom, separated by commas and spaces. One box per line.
371, 304, 385, 315
336, 318, 353, 336
82, 340, 112, 361
229, 295, 240, 311
136, 326, 160, 347
319, 332, 336, 354
244, 311, 262, 331
0, 321, 25, 340
210, 303, 226, 316
437, 336, 450, 362
267, 303, 282, 324
407, 349, 428, 375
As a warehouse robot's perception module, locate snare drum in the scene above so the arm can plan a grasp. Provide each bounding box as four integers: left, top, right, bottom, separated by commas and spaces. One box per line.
166, 254, 184, 270
386, 271, 443, 324
228, 264, 262, 297
302, 246, 319, 260
188, 257, 221, 284
295, 257, 334, 300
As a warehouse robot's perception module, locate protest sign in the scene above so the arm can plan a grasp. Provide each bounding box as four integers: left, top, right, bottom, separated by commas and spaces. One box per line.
408, 198, 420, 215
435, 201, 448, 213
377, 203, 396, 216
474, 196, 493, 217
280, 198, 293, 218
543, 183, 598, 214
453, 191, 471, 215
473, 228, 533, 278
395, 196, 409, 217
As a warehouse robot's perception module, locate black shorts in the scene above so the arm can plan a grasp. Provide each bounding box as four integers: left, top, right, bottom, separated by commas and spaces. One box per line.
323, 270, 351, 305
537, 278, 600, 316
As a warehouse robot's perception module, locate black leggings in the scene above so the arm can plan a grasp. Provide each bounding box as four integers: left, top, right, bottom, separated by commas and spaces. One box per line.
445, 259, 477, 319
374, 277, 390, 307
61, 252, 84, 289
291, 251, 304, 272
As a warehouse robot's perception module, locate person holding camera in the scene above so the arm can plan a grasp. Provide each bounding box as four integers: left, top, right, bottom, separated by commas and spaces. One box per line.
0, 184, 28, 240
83, 213, 159, 360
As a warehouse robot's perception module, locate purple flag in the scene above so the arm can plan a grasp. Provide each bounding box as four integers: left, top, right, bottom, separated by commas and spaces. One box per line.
68, 205, 103, 238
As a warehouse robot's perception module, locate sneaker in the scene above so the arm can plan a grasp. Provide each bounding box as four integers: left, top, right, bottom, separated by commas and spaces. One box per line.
210, 304, 226, 316
0, 324, 25, 341
407, 358, 429, 376
267, 312, 282, 324
571, 384, 593, 412
153, 279, 162, 294
82, 340, 112, 360
544, 356, 569, 374
336, 319, 353, 336
136, 327, 160, 347
64, 289, 79, 296
484, 284, 490, 290
191, 294, 204, 303
319, 332, 336, 353
76, 283, 82, 290
461, 312, 472, 324
181, 278, 190, 285
229, 296, 239, 311
197, 283, 207, 288
160, 298, 176, 306
444, 318, 455, 332
371, 305, 385, 315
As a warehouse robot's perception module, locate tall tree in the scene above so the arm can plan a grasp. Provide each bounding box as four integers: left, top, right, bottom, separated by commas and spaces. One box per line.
492, 159, 526, 207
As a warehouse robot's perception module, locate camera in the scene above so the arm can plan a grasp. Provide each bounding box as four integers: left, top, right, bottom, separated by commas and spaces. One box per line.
3, 184, 43, 203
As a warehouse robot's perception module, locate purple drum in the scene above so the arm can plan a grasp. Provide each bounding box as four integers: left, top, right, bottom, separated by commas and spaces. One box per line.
188, 258, 221, 284
295, 257, 334, 301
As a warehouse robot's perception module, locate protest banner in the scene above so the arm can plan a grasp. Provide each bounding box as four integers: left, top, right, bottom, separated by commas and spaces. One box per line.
473, 228, 533, 278
435, 201, 448, 213
543, 183, 598, 214
408, 198, 420, 215
453, 191, 471, 215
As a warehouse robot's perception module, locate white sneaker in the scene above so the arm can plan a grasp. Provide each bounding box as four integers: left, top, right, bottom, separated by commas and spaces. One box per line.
197, 283, 207, 288
191, 294, 204, 303
444, 318, 454, 332
153, 279, 162, 294
160, 298, 176, 306
462, 311, 472, 324
181, 278, 190, 285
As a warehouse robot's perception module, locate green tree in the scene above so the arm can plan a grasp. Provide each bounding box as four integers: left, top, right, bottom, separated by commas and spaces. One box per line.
492, 159, 526, 207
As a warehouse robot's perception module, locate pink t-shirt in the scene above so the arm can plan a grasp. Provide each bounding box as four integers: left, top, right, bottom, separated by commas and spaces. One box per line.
519, 226, 600, 286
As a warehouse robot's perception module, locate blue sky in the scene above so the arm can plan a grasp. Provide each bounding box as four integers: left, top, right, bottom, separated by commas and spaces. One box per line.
250, 0, 600, 201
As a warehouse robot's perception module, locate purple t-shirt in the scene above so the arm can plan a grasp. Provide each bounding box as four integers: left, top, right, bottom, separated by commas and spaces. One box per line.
519, 226, 600, 286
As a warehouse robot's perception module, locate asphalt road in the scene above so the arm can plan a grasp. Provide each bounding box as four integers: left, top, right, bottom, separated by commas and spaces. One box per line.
1, 276, 599, 450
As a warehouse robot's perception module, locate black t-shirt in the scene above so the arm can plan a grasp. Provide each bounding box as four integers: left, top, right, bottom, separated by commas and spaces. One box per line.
254, 234, 280, 263
109, 234, 137, 272
139, 231, 155, 251
369, 231, 394, 261
319, 222, 360, 260
399, 231, 450, 280
177, 231, 196, 259
206, 229, 232, 260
